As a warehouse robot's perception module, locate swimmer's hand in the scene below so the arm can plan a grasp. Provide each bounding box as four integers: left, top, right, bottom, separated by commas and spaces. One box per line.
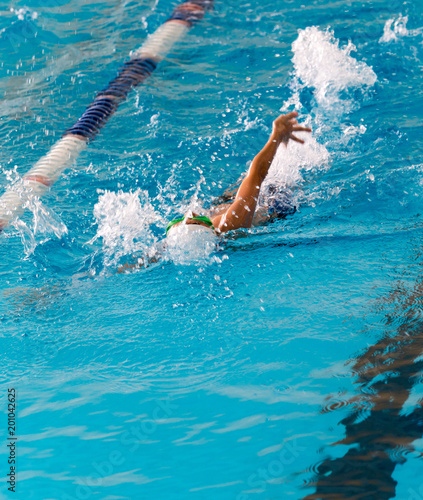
272, 111, 311, 146
212, 111, 311, 233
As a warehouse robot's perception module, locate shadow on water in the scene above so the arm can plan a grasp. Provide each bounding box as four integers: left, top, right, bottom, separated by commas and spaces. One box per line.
302, 248, 423, 500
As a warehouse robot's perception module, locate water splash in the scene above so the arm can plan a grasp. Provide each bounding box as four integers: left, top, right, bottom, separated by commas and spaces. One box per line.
259, 27, 377, 210
0, 7, 39, 41
1, 165, 68, 255
380, 15, 410, 43
12, 196, 68, 257
166, 223, 219, 266
90, 189, 162, 268
292, 27, 377, 112
89, 27, 378, 264
265, 124, 330, 188
9, 7, 38, 21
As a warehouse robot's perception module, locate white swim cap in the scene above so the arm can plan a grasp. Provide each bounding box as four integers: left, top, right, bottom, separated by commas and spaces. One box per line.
166, 223, 217, 265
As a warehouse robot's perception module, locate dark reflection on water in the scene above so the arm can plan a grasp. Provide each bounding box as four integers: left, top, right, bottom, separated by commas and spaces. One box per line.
303, 278, 423, 499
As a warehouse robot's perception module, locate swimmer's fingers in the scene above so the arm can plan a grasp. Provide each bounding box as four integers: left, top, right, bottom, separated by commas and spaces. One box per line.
289, 124, 311, 143
292, 126, 312, 133
290, 134, 305, 144
273, 113, 298, 130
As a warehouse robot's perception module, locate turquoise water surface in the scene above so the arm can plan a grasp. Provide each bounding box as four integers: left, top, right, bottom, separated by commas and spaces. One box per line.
1, 0, 423, 499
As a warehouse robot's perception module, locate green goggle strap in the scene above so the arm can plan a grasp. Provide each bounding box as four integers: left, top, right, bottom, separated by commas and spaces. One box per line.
166, 216, 214, 235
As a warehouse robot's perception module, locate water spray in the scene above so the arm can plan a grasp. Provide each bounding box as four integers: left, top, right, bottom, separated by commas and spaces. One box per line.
0, 0, 213, 235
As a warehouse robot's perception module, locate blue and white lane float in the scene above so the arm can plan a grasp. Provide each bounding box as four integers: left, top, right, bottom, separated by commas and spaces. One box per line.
0, 0, 213, 235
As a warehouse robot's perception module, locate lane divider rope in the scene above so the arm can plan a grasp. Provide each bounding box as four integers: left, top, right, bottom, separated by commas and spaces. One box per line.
0, 0, 213, 235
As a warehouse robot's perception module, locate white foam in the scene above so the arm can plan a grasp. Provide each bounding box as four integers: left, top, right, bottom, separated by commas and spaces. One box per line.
12, 197, 68, 256
380, 15, 409, 43
90, 189, 162, 267
342, 124, 367, 137
27, 196, 68, 240
292, 27, 377, 110
10, 7, 38, 21
260, 27, 377, 206
0, 165, 67, 254
166, 223, 218, 266
264, 129, 330, 189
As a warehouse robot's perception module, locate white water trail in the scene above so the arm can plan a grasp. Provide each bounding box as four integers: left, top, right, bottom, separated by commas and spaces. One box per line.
90, 189, 162, 268
260, 26, 377, 208
1, 164, 68, 255
90, 189, 222, 269
380, 15, 409, 43
9, 7, 38, 21
166, 223, 218, 266
90, 27, 380, 263
292, 27, 377, 112
380, 14, 423, 43
12, 196, 68, 257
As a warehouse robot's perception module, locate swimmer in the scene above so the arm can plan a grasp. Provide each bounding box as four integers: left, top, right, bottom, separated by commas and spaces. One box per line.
170, 111, 310, 228
119, 111, 311, 270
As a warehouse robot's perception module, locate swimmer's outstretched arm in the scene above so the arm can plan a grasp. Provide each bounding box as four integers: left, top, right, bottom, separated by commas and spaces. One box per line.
212, 112, 311, 233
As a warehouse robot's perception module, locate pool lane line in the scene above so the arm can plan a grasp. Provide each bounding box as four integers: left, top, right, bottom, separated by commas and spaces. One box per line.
0, 0, 214, 236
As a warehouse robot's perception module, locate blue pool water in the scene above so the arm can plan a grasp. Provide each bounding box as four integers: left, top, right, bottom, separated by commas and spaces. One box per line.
1, 0, 423, 499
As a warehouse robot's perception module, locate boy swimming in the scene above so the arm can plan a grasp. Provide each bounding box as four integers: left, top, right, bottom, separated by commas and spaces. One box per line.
119, 111, 311, 270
